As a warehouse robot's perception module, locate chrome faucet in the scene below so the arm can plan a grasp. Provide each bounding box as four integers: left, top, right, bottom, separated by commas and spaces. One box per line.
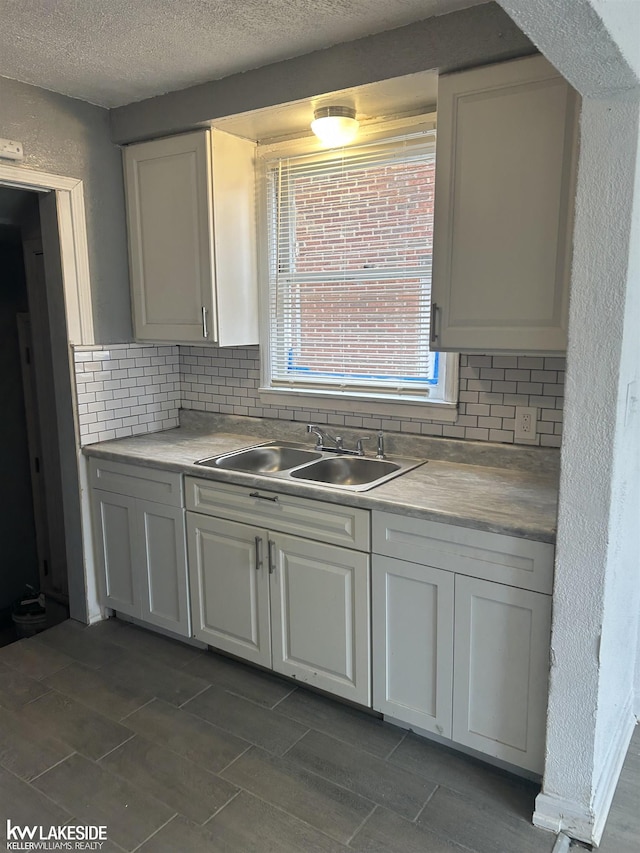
307, 424, 341, 451
376, 431, 385, 459
307, 424, 370, 456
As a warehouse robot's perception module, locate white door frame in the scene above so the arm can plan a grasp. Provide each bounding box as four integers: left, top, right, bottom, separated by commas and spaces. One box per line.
0, 163, 94, 344
0, 162, 97, 622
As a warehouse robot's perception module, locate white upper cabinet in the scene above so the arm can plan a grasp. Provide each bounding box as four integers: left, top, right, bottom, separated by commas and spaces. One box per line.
431, 55, 578, 353
124, 128, 258, 346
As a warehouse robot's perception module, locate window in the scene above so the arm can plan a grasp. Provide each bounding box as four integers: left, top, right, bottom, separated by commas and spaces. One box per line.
259, 124, 458, 417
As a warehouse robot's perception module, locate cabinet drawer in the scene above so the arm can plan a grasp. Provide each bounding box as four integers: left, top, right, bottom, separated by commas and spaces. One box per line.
372, 511, 553, 594
89, 458, 183, 507
186, 477, 369, 551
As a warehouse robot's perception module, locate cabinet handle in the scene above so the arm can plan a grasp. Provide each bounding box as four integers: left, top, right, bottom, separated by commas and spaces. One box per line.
268, 539, 276, 574
430, 302, 440, 344
249, 491, 279, 503
201, 305, 209, 339
255, 536, 263, 571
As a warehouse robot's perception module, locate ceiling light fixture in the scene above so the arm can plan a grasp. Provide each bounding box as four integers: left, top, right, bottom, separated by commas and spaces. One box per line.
311, 106, 359, 147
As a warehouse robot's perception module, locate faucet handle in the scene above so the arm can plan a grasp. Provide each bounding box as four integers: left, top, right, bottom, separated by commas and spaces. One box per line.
355, 436, 371, 456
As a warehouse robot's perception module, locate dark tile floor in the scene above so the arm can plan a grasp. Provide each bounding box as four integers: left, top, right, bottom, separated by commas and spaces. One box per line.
0, 618, 635, 852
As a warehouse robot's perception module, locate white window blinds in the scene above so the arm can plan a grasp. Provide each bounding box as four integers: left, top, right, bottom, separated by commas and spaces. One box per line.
264, 132, 441, 400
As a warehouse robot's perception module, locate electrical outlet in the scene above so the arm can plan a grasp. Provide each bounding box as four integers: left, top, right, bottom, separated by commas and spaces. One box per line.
0, 138, 24, 161
515, 406, 538, 443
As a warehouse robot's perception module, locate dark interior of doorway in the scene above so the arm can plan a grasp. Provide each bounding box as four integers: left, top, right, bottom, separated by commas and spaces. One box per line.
0, 190, 69, 645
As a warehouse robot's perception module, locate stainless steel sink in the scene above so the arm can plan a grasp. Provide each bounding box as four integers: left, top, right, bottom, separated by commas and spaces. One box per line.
290, 456, 400, 487
195, 439, 425, 492
196, 441, 322, 473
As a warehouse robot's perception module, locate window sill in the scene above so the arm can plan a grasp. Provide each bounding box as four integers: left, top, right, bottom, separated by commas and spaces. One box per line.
258, 387, 458, 423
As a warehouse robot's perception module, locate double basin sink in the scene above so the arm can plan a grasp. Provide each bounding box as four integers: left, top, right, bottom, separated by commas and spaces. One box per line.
195, 440, 425, 492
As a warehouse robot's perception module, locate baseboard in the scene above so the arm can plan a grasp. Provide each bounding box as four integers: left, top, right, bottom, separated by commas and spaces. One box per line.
591, 693, 636, 845
533, 691, 636, 845
533, 792, 593, 842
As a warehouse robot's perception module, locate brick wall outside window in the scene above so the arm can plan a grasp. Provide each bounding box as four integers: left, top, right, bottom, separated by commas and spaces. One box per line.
273, 156, 435, 380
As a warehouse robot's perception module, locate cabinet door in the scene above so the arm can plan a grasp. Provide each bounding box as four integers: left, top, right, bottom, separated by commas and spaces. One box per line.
186, 513, 271, 667
91, 489, 139, 618
432, 55, 577, 353
270, 533, 370, 705
124, 130, 215, 343
138, 500, 190, 637
372, 556, 454, 737
453, 575, 551, 773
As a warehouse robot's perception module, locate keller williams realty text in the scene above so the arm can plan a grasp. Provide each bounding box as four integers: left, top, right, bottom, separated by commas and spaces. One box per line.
5, 821, 108, 850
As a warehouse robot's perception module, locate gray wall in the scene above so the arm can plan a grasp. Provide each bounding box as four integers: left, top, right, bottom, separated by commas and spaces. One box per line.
0, 76, 131, 342
0, 230, 39, 611
110, 3, 534, 143
0, 5, 532, 345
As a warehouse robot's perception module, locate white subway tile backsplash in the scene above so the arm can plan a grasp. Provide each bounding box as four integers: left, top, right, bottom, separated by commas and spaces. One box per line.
479, 368, 505, 380
73, 344, 180, 445
468, 355, 492, 367
421, 423, 444, 436
73, 344, 565, 448
178, 347, 565, 447
466, 427, 490, 441
544, 357, 566, 370
492, 356, 519, 368
541, 434, 562, 447
517, 382, 543, 395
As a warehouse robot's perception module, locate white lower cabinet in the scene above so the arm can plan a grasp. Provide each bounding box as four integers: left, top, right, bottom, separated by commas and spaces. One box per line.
372, 510, 553, 774
92, 490, 138, 617
90, 460, 190, 637
186, 514, 271, 667
270, 532, 370, 704
372, 555, 454, 737
90, 460, 553, 774
185, 479, 371, 706
452, 575, 551, 774
137, 500, 191, 635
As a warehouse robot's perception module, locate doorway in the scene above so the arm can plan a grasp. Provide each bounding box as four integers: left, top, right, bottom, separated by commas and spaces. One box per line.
0, 189, 70, 644
0, 163, 96, 637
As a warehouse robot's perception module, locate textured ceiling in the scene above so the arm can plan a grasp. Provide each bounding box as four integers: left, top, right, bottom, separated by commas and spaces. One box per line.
0, 0, 485, 108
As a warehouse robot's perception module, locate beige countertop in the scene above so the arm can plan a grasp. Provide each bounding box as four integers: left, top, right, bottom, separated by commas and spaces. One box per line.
82, 424, 558, 543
